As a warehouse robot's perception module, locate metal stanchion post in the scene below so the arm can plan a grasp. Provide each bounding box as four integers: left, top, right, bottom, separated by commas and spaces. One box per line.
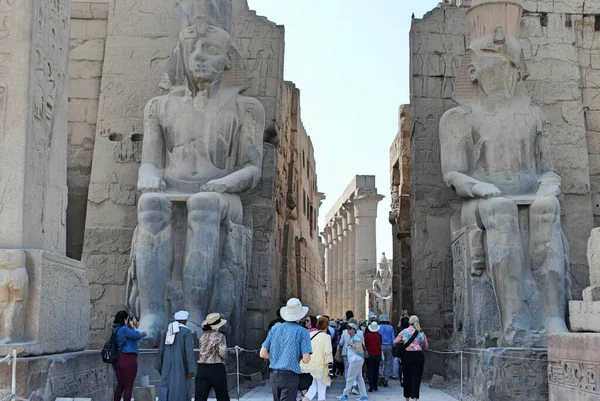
11, 349, 16, 401
236, 346, 241, 401
460, 351, 463, 401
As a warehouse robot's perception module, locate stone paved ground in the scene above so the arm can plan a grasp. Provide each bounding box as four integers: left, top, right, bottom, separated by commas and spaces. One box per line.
238, 375, 459, 401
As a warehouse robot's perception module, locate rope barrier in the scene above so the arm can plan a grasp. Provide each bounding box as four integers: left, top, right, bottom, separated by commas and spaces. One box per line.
425, 348, 549, 362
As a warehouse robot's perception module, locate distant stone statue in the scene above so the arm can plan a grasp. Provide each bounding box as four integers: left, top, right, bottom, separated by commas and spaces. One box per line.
126, 21, 265, 345
440, 6, 569, 347
366, 253, 392, 318
0, 250, 28, 343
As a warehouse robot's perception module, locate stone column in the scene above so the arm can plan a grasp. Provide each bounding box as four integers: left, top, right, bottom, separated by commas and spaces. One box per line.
335, 215, 344, 318
353, 194, 384, 320
344, 204, 356, 313
0, 0, 90, 356
341, 211, 349, 315
331, 222, 340, 318
324, 225, 334, 315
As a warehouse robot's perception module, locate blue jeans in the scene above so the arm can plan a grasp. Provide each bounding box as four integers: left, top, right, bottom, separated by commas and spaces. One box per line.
270, 370, 299, 401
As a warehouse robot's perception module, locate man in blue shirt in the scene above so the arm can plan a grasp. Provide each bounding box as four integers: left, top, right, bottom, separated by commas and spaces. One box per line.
260, 298, 312, 401
377, 315, 396, 387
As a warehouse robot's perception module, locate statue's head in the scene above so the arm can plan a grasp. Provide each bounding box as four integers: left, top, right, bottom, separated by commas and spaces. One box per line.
178, 23, 235, 91
466, 27, 527, 98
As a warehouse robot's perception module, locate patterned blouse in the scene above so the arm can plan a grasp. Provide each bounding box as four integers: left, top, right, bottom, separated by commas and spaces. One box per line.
198, 331, 228, 364
398, 327, 425, 351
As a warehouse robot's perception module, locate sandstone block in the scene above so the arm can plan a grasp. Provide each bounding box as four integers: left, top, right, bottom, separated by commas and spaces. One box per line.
588, 228, 600, 286
0, 250, 89, 356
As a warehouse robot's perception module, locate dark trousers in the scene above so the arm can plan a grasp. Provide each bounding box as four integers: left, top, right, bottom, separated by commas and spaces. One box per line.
366, 355, 381, 390
270, 370, 299, 401
195, 363, 230, 401
112, 353, 138, 401
402, 352, 425, 399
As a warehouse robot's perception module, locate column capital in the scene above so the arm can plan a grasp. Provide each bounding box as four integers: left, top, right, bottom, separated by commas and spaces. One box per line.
353, 194, 385, 219
342, 202, 356, 224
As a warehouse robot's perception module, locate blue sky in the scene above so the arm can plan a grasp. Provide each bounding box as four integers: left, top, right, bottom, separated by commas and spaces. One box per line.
246, 1, 441, 258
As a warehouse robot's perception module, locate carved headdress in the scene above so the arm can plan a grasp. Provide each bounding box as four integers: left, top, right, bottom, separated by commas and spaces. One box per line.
453, 0, 529, 104
161, 0, 249, 93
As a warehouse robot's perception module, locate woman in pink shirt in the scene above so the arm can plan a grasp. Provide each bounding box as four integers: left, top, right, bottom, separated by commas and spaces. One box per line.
393, 316, 428, 401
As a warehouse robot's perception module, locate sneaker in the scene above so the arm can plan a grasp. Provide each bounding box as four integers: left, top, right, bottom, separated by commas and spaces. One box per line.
357, 396, 369, 401
337, 396, 348, 401
351, 387, 359, 395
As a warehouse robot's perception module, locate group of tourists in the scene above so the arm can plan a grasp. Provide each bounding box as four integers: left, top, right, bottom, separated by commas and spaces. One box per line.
108, 298, 427, 401
261, 298, 428, 401
109, 310, 231, 401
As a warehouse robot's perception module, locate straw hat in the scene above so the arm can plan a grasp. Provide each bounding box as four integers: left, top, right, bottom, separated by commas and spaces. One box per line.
280, 298, 309, 322
202, 313, 227, 330
368, 322, 380, 333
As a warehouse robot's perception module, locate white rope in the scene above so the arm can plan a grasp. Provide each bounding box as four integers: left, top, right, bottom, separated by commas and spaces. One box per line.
425, 348, 548, 362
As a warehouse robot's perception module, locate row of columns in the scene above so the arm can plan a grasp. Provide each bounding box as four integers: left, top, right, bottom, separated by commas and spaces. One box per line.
323, 194, 383, 320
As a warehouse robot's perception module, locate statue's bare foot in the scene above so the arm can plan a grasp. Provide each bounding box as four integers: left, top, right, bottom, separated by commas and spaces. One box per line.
499, 314, 533, 347
545, 316, 568, 334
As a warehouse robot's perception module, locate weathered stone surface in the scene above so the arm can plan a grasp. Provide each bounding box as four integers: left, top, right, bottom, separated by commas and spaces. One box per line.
0, 351, 109, 400
0, 250, 89, 356
463, 347, 548, 401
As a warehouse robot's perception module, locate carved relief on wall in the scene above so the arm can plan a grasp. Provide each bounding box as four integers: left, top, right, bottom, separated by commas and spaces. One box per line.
548, 360, 600, 395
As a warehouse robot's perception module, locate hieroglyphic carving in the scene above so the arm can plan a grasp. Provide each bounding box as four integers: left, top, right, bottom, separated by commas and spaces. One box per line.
548, 360, 600, 395
50, 367, 109, 397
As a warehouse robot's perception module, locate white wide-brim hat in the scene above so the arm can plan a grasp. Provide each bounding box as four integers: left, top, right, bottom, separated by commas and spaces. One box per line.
202, 313, 227, 330
368, 322, 380, 332
280, 298, 309, 322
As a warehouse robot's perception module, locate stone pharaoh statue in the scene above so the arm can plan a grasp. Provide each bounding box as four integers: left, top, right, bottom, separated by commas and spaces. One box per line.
440, 2, 569, 347
127, 22, 265, 345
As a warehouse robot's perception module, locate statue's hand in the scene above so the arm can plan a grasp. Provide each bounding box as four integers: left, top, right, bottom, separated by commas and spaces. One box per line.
137, 176, 166, 192
202, 178, 232, 193
471, 182, 501, 199
536, 183, 560, 197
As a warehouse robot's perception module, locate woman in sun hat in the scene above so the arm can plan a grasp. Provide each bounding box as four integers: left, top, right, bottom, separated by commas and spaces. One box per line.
195, 313, 230, 401
364, 322, 382, 392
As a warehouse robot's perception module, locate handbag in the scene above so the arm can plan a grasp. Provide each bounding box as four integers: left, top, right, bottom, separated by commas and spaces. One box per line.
298, 373, 313, 391
392, 330, 419, 359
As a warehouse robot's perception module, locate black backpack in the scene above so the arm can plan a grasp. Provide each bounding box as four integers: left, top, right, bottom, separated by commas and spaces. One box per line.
102, 326, 124, 363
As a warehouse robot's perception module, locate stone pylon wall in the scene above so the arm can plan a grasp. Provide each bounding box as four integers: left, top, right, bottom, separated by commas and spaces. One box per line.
409, 0, 598, 352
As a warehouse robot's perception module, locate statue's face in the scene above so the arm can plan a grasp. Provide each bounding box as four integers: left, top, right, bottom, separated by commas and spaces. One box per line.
469, 51, 519, 98
188, 27, 230, 85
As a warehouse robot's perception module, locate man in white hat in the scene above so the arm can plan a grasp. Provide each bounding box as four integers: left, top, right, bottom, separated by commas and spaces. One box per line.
155, 311, 197, 401
260, 298, 312, 401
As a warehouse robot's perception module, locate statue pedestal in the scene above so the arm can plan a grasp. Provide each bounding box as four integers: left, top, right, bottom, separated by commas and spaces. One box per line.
459, 347, 548, 401
0, 351, 109, 400
548, 333, 600, 401
0, 249, 89, 356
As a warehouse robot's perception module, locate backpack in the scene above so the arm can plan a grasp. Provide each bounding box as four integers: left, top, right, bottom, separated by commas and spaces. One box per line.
102, 326, 124, 363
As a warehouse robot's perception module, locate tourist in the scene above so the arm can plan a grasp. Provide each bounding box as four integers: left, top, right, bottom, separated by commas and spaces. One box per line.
268, 309, 285, 331
301, 316, 334, 401
346, 310, 354, 321
378, 315, 395, 387
195, 313, 230, 401
394, 316, 428, 401
401, 307, 409, 318
339, 317, 362, 394
111, 311, 146, 401
156, 311, 197, 401
337, 323, 368, 401
305, 315, 318, 332
260, 298, 312, 401
364, 321, 382, 392
395, 316, 410, 386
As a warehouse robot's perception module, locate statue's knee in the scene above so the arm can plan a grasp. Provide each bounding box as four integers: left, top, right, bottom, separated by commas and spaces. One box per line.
480, 197, 517, 220
138, 193, 172, 228
530, 197, 559, 223
187, 192, 221, 213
